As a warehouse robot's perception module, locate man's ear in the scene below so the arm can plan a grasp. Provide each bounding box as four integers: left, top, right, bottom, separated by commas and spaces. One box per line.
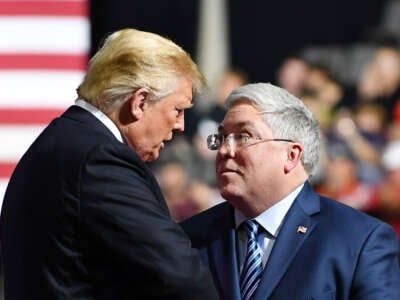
129, 88, 151, 120
284, 143, 303, 173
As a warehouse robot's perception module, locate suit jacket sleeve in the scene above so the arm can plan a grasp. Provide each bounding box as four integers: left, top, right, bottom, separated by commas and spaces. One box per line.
352, 222, 400, 299
78, 143, 218, 299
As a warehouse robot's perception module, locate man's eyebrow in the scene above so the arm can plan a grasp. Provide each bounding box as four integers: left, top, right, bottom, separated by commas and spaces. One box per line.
181, 102, 193, 110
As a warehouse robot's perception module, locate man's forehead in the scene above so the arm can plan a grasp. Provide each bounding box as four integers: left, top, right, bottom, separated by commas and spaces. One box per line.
219, 104, 266, 131
225, 103, 262, 120
228, 100, 258, 111
218, 119, 258, 132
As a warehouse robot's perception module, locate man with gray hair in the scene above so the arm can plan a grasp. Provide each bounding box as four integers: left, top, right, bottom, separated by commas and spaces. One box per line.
1, 28, 218, 299
181, 83, 400, 299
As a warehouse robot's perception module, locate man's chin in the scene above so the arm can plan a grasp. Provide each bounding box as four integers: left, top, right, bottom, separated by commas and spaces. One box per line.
142, 143, 164, 162
139, 149, 160, 162
220, 185, 241, 201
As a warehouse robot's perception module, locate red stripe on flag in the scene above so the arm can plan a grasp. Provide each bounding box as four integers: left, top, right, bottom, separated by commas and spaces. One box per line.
0, 1, 88, 16
0, 108, 66, 124
0, 54, 88, 70
0, 163, 16, 178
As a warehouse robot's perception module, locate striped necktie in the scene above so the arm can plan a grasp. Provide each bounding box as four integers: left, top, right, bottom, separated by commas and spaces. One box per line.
240, 219, 263, 300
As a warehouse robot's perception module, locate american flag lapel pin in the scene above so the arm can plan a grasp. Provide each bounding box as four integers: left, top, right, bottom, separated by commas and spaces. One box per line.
297, 225, 308, 234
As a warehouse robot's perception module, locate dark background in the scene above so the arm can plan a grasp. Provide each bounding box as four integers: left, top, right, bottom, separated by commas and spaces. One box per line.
90, 0, 386, 83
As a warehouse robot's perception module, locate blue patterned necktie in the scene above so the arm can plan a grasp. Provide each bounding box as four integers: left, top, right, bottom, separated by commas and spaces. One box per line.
240, 219, 263, 300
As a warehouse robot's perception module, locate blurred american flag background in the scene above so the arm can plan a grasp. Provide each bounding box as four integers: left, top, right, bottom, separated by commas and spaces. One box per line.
0, 0, 90, 207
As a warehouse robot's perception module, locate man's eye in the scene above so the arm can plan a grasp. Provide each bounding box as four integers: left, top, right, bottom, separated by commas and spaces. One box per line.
238, 133, 251, 142
176, 108, 184, 115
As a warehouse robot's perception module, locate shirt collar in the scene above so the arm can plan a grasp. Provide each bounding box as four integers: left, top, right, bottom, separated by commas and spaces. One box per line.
235, 183, 305, 237
75, 99, 125, 143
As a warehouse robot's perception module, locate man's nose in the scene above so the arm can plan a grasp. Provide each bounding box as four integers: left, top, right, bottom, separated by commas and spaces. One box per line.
218, 137, 235, 157
174, 114, 185, 132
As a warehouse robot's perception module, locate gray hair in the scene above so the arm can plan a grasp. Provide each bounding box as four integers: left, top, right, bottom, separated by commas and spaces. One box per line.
225, 83, 321, 176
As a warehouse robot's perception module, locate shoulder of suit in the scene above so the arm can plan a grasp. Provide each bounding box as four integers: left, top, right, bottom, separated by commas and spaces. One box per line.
318, 194, 383, 229
180, 202, 232, 245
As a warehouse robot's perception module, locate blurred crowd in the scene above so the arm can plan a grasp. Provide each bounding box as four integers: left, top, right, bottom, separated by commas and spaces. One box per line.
150, 0, 400, 240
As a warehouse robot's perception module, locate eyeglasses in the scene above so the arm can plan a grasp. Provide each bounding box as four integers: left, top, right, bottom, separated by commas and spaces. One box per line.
206, 133, 294, 151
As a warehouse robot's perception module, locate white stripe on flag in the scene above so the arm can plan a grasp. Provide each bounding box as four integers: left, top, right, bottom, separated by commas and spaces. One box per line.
0, 70, 85, 108
0, 178, 9, 209
0, 125, 46, 162
0, 16, 89, 53
0, 0, 89, 210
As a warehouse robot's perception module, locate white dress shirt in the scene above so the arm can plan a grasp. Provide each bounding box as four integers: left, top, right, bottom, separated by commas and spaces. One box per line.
235, 183, 304, 270
75, 99, 125, 143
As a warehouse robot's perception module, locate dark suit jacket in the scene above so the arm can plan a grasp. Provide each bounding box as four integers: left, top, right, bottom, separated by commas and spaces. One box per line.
181, 182, 400, 300
0, 105, 218, 300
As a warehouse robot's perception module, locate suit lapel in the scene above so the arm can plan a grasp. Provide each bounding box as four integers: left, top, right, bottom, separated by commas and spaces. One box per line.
255, 183, 320, 300
208, 205, 242, 300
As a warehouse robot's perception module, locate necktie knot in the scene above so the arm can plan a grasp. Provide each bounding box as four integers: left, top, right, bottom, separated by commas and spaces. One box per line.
244, 219, 259, 239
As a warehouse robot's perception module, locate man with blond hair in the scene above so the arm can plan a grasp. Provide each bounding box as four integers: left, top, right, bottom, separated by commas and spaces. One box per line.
1, 28, 218, 300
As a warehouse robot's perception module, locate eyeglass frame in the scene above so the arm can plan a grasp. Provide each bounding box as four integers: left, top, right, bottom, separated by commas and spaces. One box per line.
206, 132, 295, 151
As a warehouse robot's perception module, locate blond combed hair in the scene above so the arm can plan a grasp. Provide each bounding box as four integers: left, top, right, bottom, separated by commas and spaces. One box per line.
77, 28, 206, 111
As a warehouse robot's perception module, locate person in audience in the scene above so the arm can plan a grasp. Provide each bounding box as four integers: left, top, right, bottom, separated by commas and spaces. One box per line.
327, 104, 387, 184
372, 140, 400, 238
276, 56, 310, 97
205, 68, 249, 124
315, 142, 377, 212
183, 68, 248, 140
156, 161, 200, 221
357, 47, 400, 120
304, 64, 346, 109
